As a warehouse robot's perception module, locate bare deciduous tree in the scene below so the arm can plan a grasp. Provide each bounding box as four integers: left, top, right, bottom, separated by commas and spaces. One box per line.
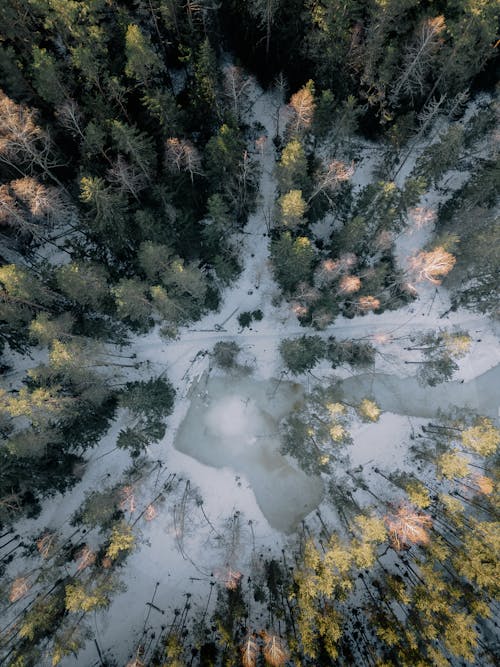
107, 155, 148, 200
0, 90, 63, 187
241, 633, 259, 667
0, 177, 70, 239
249, 0, 281, 59
222, 65, 252, 121
261, 632, 289, 667
287, 81, 315, 136
338, 274, 362, 295
9, 576, 30, 602
55, 99, 85, 141
408, 247, 456, 285
75, 545, 96, 572
357, 295, 381, 312
314, 254, 358, 288
308, 159, 355, 204
390, 16, 446, 105
165, 137, 203, 183
385, 503, 432, 550
408, 206, 437, 230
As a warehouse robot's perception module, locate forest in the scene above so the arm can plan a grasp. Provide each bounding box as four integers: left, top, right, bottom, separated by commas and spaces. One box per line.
0, 0, 499, 666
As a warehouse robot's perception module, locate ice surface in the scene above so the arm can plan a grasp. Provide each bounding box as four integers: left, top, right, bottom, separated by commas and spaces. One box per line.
174, 374, 324, 532
339, 363, 500, 419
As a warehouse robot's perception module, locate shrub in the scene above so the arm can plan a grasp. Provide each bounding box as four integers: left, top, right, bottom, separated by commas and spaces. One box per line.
212, 341, 241, 368
238, 311, 253, 328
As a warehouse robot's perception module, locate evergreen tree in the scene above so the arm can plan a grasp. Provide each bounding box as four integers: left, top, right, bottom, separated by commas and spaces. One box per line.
275, 138, 309, 193
279, 335, 326, 375
113, 278, 153, 325
277, 189, 307, 229
270, 232, 315, 292
124, 24, 163, 87
56, 262, 109, 309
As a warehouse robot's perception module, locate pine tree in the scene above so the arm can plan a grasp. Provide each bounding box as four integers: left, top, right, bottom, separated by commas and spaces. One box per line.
124, 24, 163, 86
119, 377, 175, 420
56, 262, 109, 309
205, 123, 257, 219
454, 519, 499, 596
106, 521, 135, 560
192, 37, 219, 125
270, 232, 315, 292
276, 138, 308, 193
65, 577, 116, 612
29, 312, 74, 346
19, 591, 65, 642
200, 193, 233, 250
51, 622, 89, 666
79, 176, 128, 244
461, 417, 499, 457
415, 125, 464, 185
279, 335, 326, 375
277, 189, 307, 229
30, 46, 68, 106
406, 329, 470, 386
113, 278, 153, 324
110, 121, 155, 182
435, 450, 469, 479
302, 0, 363, 94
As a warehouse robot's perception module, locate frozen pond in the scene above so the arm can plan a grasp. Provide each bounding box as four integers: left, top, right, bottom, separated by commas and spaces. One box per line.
174, 375, 324, 532
338, 363, 500, 420
174, 364, 499, 533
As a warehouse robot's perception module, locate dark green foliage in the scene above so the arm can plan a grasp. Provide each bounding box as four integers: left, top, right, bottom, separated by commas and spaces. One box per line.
326, 338, 376, 369
270, 232, 315, 292
237, 311, 252, 328
201, 194, 233, 252
212, 579, 247, 664
189, 38, 220, 130
279, 335, 326, 375
16, 589, 66, 647
116, 378, 174, 456
436, 158, 500, 317
119, 378, 175, 420
407, 329, 471, 386
73, 486, 122, 531
416, 355, 459, 387
204, 123, 259, 222
212, 340, 241, 369
313, 89, 336, 137
415, 126, 464, 186
280, 384, 353, 475
0, 369, 116, 526
117, 420, 166, 457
